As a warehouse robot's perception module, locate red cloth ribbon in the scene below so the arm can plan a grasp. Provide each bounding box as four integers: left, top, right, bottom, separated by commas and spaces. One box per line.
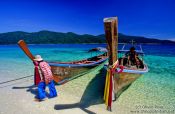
33, 61, 41, 85
115, 65, 124, 73
107, 62, 124, 108
111, 61, 124, 74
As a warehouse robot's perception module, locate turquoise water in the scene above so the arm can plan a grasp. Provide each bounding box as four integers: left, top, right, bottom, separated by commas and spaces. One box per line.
0, 44, 104, 81
0, 44, 175, 112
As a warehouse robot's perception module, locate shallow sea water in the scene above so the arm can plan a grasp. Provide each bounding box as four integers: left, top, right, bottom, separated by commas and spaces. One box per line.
0, 44, 175, 113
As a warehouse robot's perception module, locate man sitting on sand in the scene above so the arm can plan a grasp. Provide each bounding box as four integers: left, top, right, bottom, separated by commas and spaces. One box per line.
34, 55, 57, 101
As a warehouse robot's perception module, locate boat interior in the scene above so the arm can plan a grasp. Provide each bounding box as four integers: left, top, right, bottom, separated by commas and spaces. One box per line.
49, 53, 107, 65
118, 57, 145, 70
117, 43, 147, 70
73, 53, 107, 64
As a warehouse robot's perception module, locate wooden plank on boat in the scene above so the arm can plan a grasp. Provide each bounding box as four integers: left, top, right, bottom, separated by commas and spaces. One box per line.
104, 17, 118, 65
18, 40, 35, 60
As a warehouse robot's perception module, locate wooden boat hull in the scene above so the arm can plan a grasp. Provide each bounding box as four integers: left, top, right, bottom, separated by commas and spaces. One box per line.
104, 64, 148, 98
114, 64, 148, 98
114, 72, 141, 98
51, 66, 96, 84
49, 56, 108, 85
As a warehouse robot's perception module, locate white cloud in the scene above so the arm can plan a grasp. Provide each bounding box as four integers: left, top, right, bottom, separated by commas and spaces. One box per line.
147, 34, 161, 37
168, 38, 175, 41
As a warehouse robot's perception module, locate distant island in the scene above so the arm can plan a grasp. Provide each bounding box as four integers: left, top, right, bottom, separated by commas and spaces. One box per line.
0, 30, 174, 44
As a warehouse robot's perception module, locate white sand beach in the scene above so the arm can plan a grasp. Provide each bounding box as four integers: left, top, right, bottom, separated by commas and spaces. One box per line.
0, 67, 123, 114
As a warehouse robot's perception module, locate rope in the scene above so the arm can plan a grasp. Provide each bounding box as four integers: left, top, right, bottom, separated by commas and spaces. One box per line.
0, 75, 33, 85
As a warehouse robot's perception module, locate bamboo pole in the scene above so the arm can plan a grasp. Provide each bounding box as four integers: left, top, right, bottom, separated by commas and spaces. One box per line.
103, 17, 118, 111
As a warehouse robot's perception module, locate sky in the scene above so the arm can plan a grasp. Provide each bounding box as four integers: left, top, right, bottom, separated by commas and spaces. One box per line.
0, 0, 175, 40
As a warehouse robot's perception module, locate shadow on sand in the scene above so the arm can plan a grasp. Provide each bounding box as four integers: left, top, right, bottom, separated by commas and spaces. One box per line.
12, 85, 38, 97
54, 68, 107, 114
12, 85, 54, 99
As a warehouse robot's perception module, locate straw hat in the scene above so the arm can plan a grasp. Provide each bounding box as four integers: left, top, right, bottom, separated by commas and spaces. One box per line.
34, 55, 43, 61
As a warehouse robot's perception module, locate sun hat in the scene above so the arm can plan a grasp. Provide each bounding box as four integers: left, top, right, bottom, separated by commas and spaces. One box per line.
34, 55, 43, 61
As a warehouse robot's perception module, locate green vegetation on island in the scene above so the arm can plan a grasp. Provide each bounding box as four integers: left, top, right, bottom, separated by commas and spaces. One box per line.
0, 30, 174, 44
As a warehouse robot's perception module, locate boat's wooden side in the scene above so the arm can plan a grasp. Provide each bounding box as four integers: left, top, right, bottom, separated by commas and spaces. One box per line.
104, 62, 148, 98
113, 62, 148, 97
114, 72, 141, 98
50, 55, 108, 84
52, 66, 92, 84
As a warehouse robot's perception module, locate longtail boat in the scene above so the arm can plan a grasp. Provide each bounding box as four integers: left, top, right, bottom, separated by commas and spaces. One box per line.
103, 17, 148, 111
105, 43, 148, 98
18, 40, 108, 85
49, 53, 108, 84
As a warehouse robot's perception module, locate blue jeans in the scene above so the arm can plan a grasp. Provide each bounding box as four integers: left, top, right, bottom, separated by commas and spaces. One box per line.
37, 80, 57, 100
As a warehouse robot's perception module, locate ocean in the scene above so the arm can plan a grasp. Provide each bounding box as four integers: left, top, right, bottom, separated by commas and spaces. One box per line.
0, 44, 175, 112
